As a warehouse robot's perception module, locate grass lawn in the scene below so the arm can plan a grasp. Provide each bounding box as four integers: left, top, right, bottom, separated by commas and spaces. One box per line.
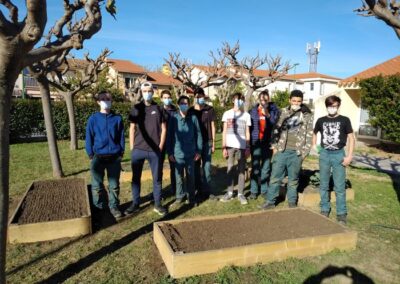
6, 136, 400, 283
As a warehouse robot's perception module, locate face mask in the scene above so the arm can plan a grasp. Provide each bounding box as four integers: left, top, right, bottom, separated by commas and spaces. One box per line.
100, 100, 111, 110
234, 99, 244, 108
197, 98, 205, 105
142, 91, 153, 101
163, 98, 172, 106
327, 107, 338, 116
291, 104, 301, 111
179, 104, 189, 112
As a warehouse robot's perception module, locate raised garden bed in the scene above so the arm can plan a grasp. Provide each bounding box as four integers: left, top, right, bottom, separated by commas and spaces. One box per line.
8, 178, 91, 243
154, 208, 357, 278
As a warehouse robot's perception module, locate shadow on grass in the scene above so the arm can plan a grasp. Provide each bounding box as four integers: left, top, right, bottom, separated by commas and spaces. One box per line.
303, 265, 375, 284
64, 168, 90, 177
36, 198, 206, 283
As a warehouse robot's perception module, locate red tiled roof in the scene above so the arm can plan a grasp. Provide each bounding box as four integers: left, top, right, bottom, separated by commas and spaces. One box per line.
285, 72, 341, 81
147, 72, 182, 86
106, 58, 146, 74
340, 55, 400, 86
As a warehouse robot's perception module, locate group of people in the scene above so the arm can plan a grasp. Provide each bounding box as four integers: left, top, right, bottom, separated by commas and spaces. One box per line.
85, 82, 354, 225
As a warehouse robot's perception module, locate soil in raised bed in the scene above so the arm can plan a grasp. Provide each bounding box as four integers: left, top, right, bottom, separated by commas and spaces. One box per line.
159, 209, 347, 253
16, 179, 88, 224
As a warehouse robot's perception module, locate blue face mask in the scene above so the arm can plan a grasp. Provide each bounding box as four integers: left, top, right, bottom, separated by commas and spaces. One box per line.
234, 99, 244, 108
196, 98, 205, 105
163, 98, 172, 106
142, 92, 153, 101
179, 104, 189, 112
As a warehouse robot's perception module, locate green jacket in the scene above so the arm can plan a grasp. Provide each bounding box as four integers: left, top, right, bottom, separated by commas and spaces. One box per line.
271, 105, 314, 159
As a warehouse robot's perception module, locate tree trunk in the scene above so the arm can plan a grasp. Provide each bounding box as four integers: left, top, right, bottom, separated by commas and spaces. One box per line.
0, 74, 14, 284
244, 87, 254, 112
37, 76, 64, 178
64, 92, 78, 150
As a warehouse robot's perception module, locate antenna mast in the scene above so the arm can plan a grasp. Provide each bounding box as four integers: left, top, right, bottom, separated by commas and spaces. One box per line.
306, 41, 321, 72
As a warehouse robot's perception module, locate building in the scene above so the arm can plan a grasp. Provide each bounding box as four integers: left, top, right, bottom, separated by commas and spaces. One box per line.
314, 55, 400, 141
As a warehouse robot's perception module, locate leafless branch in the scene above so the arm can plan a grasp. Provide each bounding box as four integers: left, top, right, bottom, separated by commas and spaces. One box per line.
0, 0, 18, 24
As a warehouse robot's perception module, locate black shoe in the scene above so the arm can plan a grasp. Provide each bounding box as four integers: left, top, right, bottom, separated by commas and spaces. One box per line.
124, 203, 140, 215
288, 203, 297, 208
249, 193, 258, 200
258, 202, 275, 210
154, 205, 167, 216
337, 214, 347, 225
110, 207, 122, 219
321, 211, 330, 218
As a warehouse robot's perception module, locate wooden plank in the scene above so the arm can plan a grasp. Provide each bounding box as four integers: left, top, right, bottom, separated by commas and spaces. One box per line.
153, 223, 175, 276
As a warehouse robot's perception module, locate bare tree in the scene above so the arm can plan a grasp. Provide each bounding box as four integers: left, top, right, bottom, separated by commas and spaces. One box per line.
0, 1, 114, 281
49, 49, 111, 150
215, 78, 241, 107
355, 0, 400, 38
221, 41, 292, 111
126, 74, 148, 104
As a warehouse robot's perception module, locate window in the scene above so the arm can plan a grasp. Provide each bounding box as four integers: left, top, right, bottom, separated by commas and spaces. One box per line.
359, 108, 378, 137
125, 77, 132, 89
310, 82, 314, 91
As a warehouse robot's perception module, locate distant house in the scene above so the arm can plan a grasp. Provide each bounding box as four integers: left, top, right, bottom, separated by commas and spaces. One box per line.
314, 55, 400, 141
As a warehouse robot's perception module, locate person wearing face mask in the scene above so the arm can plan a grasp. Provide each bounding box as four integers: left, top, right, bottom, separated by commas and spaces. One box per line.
312, 95, 354, 225
188, 88, 217, 200
126, 82, 167, 217
220, 92, 252, 205
167, 96, 202, 207
160, 89, 177, 195
260, 89, 313, 210
85, 91, 125, 219
249, 90, 280, 200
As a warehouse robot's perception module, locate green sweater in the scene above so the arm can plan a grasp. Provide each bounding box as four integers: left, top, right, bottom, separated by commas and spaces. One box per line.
166, 112, 202, 159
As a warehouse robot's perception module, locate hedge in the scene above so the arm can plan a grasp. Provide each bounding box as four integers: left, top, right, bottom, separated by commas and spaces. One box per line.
10, 99, 132, 143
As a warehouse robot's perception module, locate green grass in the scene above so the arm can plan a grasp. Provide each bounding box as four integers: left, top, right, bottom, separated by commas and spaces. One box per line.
5, 136, 400, 283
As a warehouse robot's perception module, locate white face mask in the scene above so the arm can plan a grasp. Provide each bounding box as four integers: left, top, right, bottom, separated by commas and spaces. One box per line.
100, 100, 111, 110
234, 99, 244, 108
327, 107, 338, 116
142, 91, 153, 101
291, 104, 301, 111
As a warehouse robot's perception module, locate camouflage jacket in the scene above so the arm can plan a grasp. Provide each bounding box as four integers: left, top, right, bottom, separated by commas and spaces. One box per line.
271, 105, 314, 159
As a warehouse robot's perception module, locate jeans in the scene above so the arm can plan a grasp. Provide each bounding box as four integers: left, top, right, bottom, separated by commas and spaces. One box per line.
90, 155, 121, 209
175, 156, 195, 202
195, 141, 212, 194
227, 148, 246, 194
266, 150, 301, 204
250, 141, 271, 195
161, 149, 176, 193
319, 148, 347, 216
131, 149, 162, 206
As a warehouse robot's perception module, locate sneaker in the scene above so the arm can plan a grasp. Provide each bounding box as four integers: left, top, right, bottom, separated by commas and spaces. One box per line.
208, 194, 218, 201
110, 207, 122, 219
170, 198, 184, 208
321, 211, 330, 218
124, 203, 140, 215
337, 214, 347, 225
238, 194, 248, 205
288, 203, 297, 208
220, 192, 233, 202
249, 193, 258, 200
154, 205, 167, 216
258, 202, 275, 210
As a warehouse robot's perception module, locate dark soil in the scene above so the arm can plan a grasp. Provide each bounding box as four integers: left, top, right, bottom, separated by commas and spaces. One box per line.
16, 179, 88, 224
159, 209, 346, 253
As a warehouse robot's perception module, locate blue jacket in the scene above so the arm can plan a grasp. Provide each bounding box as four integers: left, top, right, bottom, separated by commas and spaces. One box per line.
166, 112, 202, 159
85, 112, 125, 157
249, 102, 280, 145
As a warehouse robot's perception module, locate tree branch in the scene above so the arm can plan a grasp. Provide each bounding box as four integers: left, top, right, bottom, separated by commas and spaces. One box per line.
0, 0, 18, 24
20, 0, 47, 44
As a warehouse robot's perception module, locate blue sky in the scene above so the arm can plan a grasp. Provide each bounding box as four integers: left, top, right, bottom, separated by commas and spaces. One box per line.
12, 1, 400, 78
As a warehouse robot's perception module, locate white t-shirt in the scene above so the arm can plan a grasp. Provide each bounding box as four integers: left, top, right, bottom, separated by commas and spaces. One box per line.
222, 109, 251, 149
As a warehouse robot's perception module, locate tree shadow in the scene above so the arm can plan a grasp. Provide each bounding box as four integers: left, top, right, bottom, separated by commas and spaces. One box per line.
351, 153, 400, 204
303, 265, 375, 284
36, 200, 203, 283
64, 168, 90, 177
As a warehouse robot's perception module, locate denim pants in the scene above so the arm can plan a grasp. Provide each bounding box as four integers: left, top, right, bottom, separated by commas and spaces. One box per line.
195, 141, 212, 194
266, 150, 301, 204
319, 148, 347, 216
131, 149, 162, 206
161, 149, 176, 193
250, 141, 271, 195
227, 148, 246, 194
175, 156, 195, 202
90, 155, 121, 209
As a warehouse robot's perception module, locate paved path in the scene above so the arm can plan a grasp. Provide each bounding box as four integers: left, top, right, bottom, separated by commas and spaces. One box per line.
351, 154, 400, 176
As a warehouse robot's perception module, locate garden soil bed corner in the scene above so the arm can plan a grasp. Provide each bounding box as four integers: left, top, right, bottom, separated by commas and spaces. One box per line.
154, 208, 357, 278
8, 178, 92, 243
